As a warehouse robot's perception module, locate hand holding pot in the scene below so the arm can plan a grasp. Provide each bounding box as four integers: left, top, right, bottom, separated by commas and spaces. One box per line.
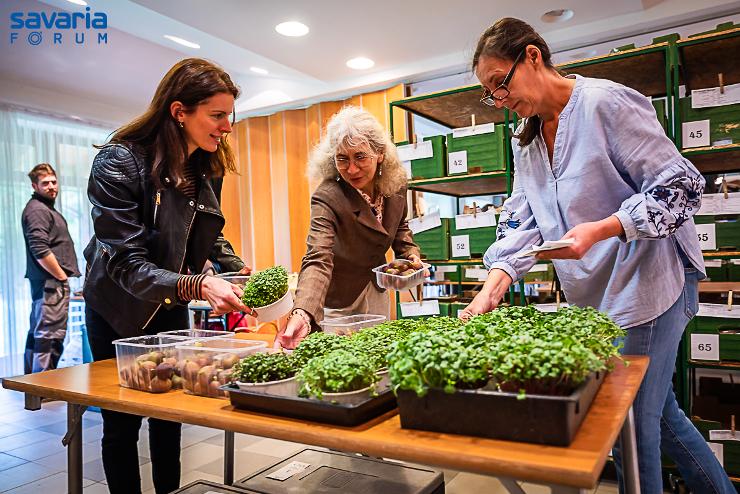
275, 309, 311, 349
201, 276, 251, 316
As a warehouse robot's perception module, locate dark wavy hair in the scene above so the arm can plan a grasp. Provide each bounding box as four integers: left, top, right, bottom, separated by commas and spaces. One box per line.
103, 58, 240, 188
473, 18, 555, 146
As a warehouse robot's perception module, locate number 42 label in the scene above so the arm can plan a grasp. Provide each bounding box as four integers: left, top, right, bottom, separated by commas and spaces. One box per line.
690, 333, 719, 361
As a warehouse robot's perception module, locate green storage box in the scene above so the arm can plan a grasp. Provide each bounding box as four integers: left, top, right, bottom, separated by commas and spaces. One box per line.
703, 259, 728, 282
692, 315, 740, 362
446, 124, 506, 175
679, 97, 740, 146
450, 302, 469, 318
651, 98, 669, 135
727, 259, 740, 280
396, 136, 446, 179
692, 419, 740, 476
415, 218, 450, 261
522, 263, 555, 283
431, 264, 460, 282
450, 219, 496, 259
461, 264, 488, 283
694, 216, 740, 250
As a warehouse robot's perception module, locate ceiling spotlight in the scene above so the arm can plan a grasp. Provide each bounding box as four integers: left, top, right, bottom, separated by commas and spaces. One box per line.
346, 57, 375, 70
163, 35, 200, 49
66, 0, 88, 5
275, 21, 309, 37
250, 67, 269, 75
541, 9, 574, 23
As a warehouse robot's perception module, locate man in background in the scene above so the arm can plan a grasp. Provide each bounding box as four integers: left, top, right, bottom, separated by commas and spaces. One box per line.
21, 163, 80, 373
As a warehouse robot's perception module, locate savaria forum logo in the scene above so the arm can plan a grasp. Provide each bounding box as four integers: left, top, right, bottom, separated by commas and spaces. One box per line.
9, 7, 108, 46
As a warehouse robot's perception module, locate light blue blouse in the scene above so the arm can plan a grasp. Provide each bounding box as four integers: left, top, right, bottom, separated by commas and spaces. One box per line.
483, 75, 706, 328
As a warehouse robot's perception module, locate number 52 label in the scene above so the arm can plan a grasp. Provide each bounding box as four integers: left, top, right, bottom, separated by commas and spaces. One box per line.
690, 333, 719, 361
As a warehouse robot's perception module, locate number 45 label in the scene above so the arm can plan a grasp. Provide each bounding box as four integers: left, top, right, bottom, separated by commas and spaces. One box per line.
682, 120, 710, 148
690, 333, 719, 361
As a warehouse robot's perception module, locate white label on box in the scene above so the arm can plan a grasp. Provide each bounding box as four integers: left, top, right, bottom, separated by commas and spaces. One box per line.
451, 122, 496, 138
451, 234, 471, 257
455, 210, 496, 230
396, 141, 433, 162
457, 309, 465, 318
533, 303, 570, 313
401, 160, 412, 179
434, 270, 445, 281
265, 461, 312, 481
690, 333, 720, 361
731, 259, 740, 265
707, 442, 724, 468
691, 83, 740, 108
408, 210, 441, 234
704, 259, 723, 268
528, 264, 550, 273
697, 303, 740, 318
698, 193, 740, 216
696, 223, 717, 250
448, 150, 468, 174
682, 120, 711, 148
465, 268, 489, 281
709, 430, 740, 442
400, 300, 440, 317
435, 266, 458, 273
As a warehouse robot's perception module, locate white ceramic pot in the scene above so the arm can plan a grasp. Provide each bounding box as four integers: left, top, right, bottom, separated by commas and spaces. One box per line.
235, 376, 297, 396
253, 291, 293, 322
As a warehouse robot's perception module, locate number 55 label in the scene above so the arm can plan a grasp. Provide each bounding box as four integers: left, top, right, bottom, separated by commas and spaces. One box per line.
695, 223, 716, 251
690, 333, 719, 361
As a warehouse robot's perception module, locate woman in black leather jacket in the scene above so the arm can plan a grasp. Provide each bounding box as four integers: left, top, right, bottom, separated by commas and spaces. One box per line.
84, 58, 250, 494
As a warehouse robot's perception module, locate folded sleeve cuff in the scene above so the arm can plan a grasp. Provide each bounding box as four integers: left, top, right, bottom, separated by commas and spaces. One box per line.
613, 210, 638, 243
488, 262, 519, 284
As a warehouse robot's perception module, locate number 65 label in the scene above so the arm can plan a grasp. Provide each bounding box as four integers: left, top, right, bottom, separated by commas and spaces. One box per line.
690, 333, 719, 361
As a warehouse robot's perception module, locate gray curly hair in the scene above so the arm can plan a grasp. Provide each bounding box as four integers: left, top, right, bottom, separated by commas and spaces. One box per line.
307, 106, 407, 197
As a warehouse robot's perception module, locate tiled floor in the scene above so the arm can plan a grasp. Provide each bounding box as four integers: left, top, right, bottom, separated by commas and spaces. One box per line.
0, 385, 620, 493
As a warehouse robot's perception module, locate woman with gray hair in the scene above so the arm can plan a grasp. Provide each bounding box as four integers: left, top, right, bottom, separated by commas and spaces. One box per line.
276, 106, 421, 349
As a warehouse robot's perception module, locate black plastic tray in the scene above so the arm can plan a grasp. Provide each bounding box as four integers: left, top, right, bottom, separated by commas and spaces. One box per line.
397, 371, 605, 446
223, 384, 397, 427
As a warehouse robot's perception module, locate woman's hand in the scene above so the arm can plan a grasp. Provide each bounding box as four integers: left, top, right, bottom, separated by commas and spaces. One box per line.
459, 268, 512, 321
201, 276, 251, 316
535, 216, 624, 261
275, 309, 311, 349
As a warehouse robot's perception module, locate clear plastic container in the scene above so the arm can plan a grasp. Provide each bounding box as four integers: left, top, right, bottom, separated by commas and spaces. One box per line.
176, 338, 268, 398
216, 272, 250, 285
157, 329, 232, 339
320, 314, 386, 336
372, 260, 430, 291
113, 335, 187, 393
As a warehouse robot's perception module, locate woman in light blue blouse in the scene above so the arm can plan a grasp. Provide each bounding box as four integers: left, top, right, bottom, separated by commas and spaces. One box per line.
463, 17, 734, 494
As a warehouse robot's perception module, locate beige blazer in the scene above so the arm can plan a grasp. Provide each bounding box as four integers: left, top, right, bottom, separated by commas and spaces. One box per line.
293, 179, 420, 323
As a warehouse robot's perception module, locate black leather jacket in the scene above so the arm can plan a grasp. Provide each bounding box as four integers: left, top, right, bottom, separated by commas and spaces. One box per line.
83, 143, 244, 338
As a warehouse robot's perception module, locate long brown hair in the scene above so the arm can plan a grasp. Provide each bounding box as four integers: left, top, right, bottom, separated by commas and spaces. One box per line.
472, 18, 555, 146
104, 58, 240, 188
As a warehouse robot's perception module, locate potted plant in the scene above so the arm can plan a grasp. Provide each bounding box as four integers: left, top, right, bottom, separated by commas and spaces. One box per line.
297, 350, 381, 404
292, 331, 355, 367
231, 351, 299, 395
241, 266, 291, 322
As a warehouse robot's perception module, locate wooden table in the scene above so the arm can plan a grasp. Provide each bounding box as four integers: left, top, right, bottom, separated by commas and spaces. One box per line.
2, 356, 648, 494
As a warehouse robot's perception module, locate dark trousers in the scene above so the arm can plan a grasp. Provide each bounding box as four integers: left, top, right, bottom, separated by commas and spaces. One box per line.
24, 278, 69, 373
86, 306, 183, 494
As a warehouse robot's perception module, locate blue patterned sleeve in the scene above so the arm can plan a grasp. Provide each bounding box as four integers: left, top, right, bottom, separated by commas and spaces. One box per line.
483, 173, 542, 282
605, 87, 705, 242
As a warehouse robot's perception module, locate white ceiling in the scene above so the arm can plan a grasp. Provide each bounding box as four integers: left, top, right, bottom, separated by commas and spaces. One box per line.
1, 0, 739, 128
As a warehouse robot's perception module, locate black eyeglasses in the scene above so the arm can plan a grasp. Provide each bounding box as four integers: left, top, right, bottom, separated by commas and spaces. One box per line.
480, 50, 525, 106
